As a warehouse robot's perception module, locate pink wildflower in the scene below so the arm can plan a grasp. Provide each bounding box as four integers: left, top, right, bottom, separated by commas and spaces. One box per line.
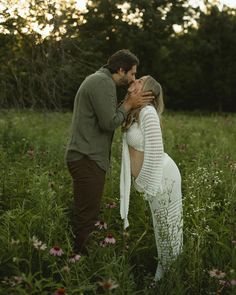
95, 220, 108, 230
177, 143, 187, 153
27, 147, 34, 158
104, 233, 116, 245
53, 287, 66, 295
50, 246, 64, 256
98, 278, 119, 290
219, 280, 230, 286
209, 269, 226, 279
68, 254, 81, 263
106, 201, 117, 209
231, 279, 236, 286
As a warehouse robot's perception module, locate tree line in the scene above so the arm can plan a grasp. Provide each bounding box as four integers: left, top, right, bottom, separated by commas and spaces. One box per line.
0, 0, 235, 111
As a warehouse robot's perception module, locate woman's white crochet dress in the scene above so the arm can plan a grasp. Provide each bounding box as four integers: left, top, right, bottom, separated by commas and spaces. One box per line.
120, 105, 183, 281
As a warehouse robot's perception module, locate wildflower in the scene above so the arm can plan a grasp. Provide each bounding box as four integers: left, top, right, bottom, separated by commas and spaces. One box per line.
209, 269, 226, 279
61, 265, 70, 273
49, 181, 55, 188
95, 220, 108, 230
10, 238, 20, 245
3, 276, 24, 287
68, 254, 81, 263
125, 244, 129, 250
232, 240, 236, 245
229, 163, 236, 171
219, 280, 230, 286
123, 231, 130, 238
27, 147, 34, 158
39, 243, 47, 250
106, 201, 117, 209
1, 277, 9, 285
12, 257, 19, 263
100, 240, 107, 247
177, 143, 187, 153
148, 281, 157, 289
32, 236, 47, 251
40, 150, 47, 156
12, 276, 23, 286
53, 287, 66, 295
231, 279, 236, 286
104, 233, 116, 245
98, 278, 119, 290
50, 246, 64, 256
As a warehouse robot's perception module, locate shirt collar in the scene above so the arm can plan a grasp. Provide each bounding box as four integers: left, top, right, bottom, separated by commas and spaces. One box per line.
97, 66, 113, 79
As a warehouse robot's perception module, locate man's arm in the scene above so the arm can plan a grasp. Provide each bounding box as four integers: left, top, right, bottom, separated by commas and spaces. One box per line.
89, 78, 154, 131
89, 78, 126, 131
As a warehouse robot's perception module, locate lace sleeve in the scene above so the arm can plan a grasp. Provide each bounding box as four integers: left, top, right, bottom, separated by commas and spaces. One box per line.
134, 106, 164, 196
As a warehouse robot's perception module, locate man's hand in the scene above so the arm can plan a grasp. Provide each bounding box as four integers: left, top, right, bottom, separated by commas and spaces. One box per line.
122, 90, 155, 112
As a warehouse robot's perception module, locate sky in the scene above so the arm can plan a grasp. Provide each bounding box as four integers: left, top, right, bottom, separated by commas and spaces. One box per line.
188, 0, 236, 9
76, 0, 236, 10
0, 0, 235, 38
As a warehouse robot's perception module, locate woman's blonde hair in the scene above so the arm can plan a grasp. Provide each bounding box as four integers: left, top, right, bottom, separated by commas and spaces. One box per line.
122, 75, 164, 131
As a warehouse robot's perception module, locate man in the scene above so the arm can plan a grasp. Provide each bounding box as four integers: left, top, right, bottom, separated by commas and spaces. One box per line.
65, 49, 154, 253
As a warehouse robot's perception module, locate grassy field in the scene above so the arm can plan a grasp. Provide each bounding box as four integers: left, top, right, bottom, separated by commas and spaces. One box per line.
0, 110, 236, 295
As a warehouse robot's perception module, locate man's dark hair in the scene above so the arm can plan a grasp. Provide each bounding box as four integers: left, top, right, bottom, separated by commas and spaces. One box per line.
106, 49, 139, 74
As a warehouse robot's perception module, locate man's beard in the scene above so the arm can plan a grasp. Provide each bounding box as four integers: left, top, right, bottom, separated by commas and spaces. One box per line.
119, 75, 129, 86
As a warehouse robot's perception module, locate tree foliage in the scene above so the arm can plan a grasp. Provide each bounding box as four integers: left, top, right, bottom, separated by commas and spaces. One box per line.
0, 0, 236, 111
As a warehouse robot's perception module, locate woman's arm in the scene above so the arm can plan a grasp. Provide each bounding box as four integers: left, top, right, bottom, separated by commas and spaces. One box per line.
134, 106, 164, 196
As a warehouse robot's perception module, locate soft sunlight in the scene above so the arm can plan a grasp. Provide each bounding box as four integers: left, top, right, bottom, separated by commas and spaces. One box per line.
79, 0, 236, 9
76, 0, 87, 11
218, 0, 236, 7
1, 0, 235, 38
0, 0, 88, 38
189, 0, 236, 9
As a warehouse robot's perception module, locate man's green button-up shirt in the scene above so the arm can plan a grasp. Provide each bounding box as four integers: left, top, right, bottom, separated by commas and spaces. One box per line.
65, 67, 127, 171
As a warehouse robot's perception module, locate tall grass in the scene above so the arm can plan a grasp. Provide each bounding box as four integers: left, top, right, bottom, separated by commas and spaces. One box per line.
0, 110, 235, 294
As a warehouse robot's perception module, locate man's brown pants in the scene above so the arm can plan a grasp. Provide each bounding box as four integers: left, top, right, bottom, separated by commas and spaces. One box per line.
67, 157, 105, 253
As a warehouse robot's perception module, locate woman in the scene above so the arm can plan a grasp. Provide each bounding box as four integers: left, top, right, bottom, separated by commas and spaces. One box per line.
120, 76, 183, 281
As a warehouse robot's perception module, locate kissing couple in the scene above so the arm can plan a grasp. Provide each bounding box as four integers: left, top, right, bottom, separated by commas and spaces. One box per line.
65, 49, 183, 281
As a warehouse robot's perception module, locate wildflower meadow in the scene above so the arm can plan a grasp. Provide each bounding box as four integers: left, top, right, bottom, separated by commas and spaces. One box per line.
0, 110, 235, 295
